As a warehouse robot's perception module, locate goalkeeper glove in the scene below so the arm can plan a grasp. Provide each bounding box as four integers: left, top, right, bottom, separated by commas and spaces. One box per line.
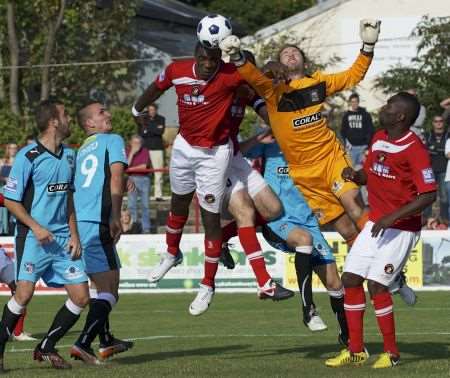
219, 35, 246, 66
360, 19, 381, 54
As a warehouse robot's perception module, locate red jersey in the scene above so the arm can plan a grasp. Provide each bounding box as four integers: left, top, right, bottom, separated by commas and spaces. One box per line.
154, 59, 243, 148
227, 94, 265, 153
364, 129, 436, 231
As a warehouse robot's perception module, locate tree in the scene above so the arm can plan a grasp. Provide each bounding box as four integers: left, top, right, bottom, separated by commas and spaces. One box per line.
0, 0, 141, 137
374, 16, 450, 120
182, 0, 315, 34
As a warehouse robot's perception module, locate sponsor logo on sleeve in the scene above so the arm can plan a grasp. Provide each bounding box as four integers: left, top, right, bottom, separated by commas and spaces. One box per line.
158, 69, 166, 82
5, 177, 18, 193
277, 166, 289, 176
422, 168, 435, 184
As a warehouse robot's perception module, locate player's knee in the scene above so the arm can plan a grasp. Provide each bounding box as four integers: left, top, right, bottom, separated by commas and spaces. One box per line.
287, 229, 312, 250
72, 293, 90, 308
367, 280, 388, 297
230, 195, 255, 226
14, 291, 32, 307
341, 272, 363, 288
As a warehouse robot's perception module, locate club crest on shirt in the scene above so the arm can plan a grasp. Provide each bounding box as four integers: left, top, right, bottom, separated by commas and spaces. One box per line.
191, 86, 200, 96
377, 153, 386, 163
204, 194, 216, 204
384, 264, 394, 274
310, 89, 320, 102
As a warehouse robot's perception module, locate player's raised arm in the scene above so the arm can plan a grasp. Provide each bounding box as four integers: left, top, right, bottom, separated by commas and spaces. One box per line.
314, 19, 381, 96
132, 62, 176, 116
220, 36, 275, 100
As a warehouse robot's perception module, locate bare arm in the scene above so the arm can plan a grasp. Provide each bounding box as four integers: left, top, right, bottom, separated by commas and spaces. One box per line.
134, 83, 164, 113
110, 162, 125, 243
239, 129, 273, 155
126, 164, 147, 173
5, 199, 53, 244
371, 191, 436, 237
67, 191, 81, 259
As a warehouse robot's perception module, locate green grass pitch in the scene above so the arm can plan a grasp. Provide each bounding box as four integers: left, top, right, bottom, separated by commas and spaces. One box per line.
2, 292, 449, 377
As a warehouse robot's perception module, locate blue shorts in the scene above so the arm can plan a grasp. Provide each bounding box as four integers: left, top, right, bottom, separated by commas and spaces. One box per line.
264, 216, 335, 266
78, 221, 121, 275
16, 235, 87, 287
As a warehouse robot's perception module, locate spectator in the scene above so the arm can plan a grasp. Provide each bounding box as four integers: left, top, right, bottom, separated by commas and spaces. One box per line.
120, 208, 142, 234
440, 97, 450, 128
425, 115, 448, 220
126, 135, 152, 233
406, 89, 426, 142
136, 104, 165, 201
0, 143, 18, 235
340, 93, 374, 168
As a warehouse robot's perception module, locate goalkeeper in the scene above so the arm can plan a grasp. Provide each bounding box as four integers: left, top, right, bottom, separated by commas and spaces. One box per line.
219, 20, 381, 245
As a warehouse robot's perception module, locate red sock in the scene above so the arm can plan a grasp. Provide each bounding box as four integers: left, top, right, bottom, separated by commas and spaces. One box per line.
13, 310, 26, 336
222, 222, 237, 244
344, 286, 366, 353
166, 212, 188, 255
238, 226, 271, 287
201, 238, 221, 288
372, 292, 399, 356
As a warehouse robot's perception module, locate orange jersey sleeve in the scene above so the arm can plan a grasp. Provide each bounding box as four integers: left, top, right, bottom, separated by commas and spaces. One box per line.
312, 53, 373, 96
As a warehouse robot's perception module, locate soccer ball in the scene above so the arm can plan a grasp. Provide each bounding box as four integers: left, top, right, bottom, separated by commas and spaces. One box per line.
197, 14, 232, 49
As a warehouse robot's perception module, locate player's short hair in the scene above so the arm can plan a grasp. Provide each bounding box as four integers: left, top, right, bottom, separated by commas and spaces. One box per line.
77, 100, 100, 129
35, 99, 63, 132
277, 44, 306, 62
242, 50, 256, 65
148, 103, 158, 111
349, 93, 359, 101
194, 42, 221, 58
393, 91, 421, 126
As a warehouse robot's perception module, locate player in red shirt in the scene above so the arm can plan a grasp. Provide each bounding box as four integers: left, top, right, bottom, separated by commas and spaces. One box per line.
133, 43, 282, 315
326, 92, 437, 368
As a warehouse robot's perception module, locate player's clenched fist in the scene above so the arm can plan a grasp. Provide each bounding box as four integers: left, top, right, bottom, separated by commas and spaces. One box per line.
360, 18, 381, 53
219, 35, 242, 61
342, 167, 357, 182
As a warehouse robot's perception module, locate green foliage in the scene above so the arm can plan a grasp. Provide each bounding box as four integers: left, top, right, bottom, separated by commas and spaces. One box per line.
374, 16, 450, 121
0, 0, 142, 114
186, 0, 315, 34
0, 109, 32, 146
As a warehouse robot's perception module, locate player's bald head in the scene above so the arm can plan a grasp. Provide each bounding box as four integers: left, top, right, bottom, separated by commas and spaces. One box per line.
390, 92, 421, 126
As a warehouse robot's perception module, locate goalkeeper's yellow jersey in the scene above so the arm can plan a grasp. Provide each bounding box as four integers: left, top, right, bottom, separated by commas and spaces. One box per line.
237, 53, 372, 166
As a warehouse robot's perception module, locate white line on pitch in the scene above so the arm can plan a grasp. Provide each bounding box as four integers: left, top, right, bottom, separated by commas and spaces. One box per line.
6, 332, 450, 354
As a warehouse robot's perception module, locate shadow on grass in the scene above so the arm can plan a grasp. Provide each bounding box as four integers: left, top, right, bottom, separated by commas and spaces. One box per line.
116, 344, 250, 365
232, 341, 450, 362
